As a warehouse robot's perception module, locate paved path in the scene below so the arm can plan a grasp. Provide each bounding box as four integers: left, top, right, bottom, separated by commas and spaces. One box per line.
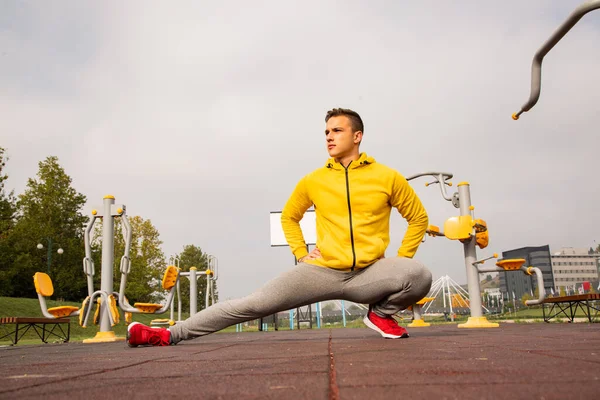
1, 324, 599, 399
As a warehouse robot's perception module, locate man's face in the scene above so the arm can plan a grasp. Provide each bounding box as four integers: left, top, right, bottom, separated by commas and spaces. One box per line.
325, 116, 362, 159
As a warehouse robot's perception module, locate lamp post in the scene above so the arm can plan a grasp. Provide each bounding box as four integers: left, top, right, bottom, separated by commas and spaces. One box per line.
37, 237, 64, 275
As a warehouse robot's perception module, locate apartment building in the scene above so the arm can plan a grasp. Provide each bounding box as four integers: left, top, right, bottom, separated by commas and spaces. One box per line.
551, 247, 599, 289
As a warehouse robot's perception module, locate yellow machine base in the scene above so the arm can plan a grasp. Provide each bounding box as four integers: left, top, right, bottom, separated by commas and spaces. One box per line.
457, 317, 499, 329
83, 331, 126, 343
408, 319, 430, 327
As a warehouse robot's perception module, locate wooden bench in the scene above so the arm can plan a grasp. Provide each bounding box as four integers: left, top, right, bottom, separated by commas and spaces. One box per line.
0, 317, 70, 345
542, 294, 600, 323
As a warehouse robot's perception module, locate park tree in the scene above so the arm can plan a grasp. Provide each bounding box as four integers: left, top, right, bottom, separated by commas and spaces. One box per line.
0, 147, 17, 296
3, 156, 88, 300
91, 215, 167, 304
0, 147, 16, 235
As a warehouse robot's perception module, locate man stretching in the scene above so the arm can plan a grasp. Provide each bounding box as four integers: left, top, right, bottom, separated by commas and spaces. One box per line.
127, 108, 432, 346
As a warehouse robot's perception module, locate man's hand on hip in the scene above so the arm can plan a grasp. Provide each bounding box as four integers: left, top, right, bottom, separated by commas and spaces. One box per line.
299, 247, 321, 263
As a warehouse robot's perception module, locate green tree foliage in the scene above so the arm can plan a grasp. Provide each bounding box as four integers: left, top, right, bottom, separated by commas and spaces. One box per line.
1, 156, 88, 300
0, 147, 17, 295
91, 215, 166, 304
0, 147, 16, 235
174, 245, 212, 313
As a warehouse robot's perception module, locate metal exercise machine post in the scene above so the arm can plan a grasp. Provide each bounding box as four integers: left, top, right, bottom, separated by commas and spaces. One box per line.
175, 257, 218, 319
513, 0, 600, 120
406, 172, 546, 328
80, 195, 127, 343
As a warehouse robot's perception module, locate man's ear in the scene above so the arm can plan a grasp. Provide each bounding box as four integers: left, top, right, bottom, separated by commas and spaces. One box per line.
354, 131, 363, 144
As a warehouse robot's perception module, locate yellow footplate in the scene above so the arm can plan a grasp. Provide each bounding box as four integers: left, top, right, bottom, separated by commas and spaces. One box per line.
108, 294, 120, 325
416, 297, 435, 305
134, 303, 162, 313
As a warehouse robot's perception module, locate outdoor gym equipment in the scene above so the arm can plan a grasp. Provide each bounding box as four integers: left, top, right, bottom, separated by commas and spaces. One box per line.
33, 195, 126, 342
406, 172, 546, 328
513, 0, 600, 120
33, 195, 180, 343
153, 256, 218, 326
115, 205, 180, 318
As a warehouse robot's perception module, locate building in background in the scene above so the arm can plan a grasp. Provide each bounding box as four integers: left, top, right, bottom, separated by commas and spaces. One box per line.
499, 245, 554, 300
551, 247, 599, 292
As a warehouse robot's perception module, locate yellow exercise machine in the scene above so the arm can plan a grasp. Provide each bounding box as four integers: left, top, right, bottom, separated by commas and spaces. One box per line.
407, 172, 546, 328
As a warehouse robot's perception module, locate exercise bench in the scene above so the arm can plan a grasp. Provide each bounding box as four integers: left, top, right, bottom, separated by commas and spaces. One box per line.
542, 294, 600, 323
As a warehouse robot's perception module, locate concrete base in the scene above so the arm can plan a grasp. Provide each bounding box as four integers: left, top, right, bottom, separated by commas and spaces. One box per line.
407, 319, 431, 327
82, 331, 125, 344
457, 316, 500, 328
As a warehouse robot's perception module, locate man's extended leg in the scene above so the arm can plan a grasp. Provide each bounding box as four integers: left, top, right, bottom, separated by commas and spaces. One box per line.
164, 263, 346, 343
342, 257, 432, 338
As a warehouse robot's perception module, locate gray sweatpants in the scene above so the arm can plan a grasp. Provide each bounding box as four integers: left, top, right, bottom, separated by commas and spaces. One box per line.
169, 257, 432, 343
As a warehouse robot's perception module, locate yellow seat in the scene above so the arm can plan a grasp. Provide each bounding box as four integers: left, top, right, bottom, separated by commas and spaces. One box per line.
130, 266, 180, 313
47, 306, 79, 318
119, 265, 180, 315
444, 216, 473, 240
33, 272, 80, 319
162, 265, 179, 290
496, 258, 525, 271
33, 272, 54, 297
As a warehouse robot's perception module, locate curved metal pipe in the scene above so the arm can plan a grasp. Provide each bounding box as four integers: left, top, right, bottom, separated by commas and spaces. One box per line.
513, 0, 600, 120
524, 266, 547, 305
406, 172, 455, 201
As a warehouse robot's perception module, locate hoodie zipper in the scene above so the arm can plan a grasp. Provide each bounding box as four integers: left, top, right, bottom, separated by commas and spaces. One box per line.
344, 163, 357, 271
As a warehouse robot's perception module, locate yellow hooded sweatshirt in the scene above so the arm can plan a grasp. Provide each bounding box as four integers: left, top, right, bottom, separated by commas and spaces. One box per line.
281, 152, 428, 270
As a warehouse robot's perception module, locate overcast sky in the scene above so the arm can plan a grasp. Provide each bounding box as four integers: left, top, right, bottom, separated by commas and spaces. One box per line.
2, 1, 599, 301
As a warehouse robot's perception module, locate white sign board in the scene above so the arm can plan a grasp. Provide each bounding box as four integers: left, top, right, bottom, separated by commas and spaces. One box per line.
269, 209, 316, 247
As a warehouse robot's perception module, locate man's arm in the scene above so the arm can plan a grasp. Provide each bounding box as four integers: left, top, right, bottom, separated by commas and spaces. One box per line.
281, 176, 313, 261
390, 172, 429, 258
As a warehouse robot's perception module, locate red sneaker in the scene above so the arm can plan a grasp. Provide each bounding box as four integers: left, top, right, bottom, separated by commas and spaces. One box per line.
126, 322, 171, 347
363, 311, 409, 339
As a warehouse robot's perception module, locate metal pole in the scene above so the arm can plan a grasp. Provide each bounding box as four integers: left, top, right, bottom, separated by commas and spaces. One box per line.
316, 302, 321, 328
447, 277, 454, 322
457, 184, 498, 328
190, 267, 197, 315
99, 196, 115, 333
46, 237, 52, 275
205, 275, 210, 308
341, 300, 346, 327
177, 279, 181, 322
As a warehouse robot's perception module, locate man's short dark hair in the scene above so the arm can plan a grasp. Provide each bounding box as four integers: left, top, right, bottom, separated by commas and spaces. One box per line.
325, 108, 364, 133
